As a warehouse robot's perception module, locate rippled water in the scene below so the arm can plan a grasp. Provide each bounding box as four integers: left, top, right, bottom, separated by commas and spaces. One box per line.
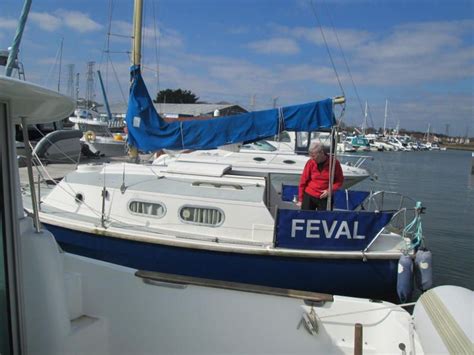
354, 149, 474, 290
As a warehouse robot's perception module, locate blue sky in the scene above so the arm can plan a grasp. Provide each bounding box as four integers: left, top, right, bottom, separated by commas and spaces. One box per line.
2, 0, 473, 135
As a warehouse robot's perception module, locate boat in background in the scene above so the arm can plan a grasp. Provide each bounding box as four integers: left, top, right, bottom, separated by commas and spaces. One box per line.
344, 135, 371, 151
68, 68, 127, 158
200, 147, 371, 188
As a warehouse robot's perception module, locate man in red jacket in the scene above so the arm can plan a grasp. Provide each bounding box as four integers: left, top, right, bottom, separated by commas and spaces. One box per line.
298, 142, 344, 210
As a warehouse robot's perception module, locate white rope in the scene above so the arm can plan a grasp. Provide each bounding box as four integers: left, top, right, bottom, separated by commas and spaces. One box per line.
30, 151, 102, 219
318, 301, 416, 319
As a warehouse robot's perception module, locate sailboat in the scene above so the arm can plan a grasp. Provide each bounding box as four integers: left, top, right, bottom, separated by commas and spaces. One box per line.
20, 1, 435, 303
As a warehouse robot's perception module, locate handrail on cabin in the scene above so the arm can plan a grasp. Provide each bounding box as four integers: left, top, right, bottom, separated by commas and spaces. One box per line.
135, 270, 334, 303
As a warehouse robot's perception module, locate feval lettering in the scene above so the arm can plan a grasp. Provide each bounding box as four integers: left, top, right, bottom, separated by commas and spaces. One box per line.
306, 220, 321, 238
291, 219, 305, 238
353, 221, 366, 239
322, 220, 337, 239
334, 221, 351, 239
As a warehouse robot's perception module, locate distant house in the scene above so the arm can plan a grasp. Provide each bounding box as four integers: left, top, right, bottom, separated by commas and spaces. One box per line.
107, 102, 248, 120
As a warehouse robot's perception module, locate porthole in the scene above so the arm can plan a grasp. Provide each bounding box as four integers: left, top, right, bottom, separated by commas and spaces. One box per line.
253, 157, 266, 162
129, 200, 166, 218
179, 205, 224, 227
283, 159, 296, 164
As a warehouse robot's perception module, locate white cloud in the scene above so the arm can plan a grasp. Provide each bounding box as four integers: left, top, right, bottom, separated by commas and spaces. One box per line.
29, 10, 101, 33
275, 24, 373, 50
110, 20, 183, 49
29, 12, 62, 31
348, 20, 474, 86
279, 64, 341, 84
271, 19, 474, 88
56, 10, 102, 33
247, 37, 300, 55
358, 20, 473, 60
0, 17, 19, 30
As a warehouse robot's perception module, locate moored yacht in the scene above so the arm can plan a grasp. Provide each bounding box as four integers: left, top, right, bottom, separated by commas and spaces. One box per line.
27, 154, 425, 301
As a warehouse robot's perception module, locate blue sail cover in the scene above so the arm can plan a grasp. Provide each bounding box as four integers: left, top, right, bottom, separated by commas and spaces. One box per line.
275, 209, 393, 251
125, 66, 335, 152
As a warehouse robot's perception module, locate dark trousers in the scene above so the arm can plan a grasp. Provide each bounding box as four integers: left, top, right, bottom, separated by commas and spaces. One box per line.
301, 192, 331, 211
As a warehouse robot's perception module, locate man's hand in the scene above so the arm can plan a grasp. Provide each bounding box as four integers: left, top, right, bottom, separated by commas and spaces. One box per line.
296, 201, 302, 207
320, 190, 329, 198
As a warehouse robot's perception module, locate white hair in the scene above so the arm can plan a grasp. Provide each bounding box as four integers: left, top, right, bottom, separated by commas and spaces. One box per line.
308, 142, 324, 154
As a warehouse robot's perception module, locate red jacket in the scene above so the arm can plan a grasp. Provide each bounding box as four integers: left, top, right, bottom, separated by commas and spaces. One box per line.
298, 155, 344, 201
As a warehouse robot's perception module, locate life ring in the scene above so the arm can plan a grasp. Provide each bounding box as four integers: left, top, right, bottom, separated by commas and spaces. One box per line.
84, 130, 96, 142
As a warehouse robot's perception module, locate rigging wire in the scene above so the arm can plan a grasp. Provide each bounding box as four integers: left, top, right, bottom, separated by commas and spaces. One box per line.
98, 0, 129, 105
322, 0, 379, 130
309, 0, 345, 97
322, 0, 363, 120
42, 39, 62, 88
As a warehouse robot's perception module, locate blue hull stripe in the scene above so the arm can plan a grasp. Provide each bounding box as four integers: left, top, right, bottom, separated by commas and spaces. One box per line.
45, 224, 399, 301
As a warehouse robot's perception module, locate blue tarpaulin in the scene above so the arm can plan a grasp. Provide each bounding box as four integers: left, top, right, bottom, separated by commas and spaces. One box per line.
281, 185, 370, 211
275, 209, 393, 251
125, 66, 336, 152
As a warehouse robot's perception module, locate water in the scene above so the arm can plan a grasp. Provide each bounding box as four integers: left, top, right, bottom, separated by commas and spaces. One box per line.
354, 149, 474, 290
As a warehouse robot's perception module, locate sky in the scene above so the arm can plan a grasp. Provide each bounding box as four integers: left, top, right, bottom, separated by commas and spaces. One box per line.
1, 0, 473, 136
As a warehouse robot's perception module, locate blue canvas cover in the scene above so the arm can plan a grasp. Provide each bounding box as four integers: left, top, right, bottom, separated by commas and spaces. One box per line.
333, 190, 370, 210
125, 66, 335, 152
281, 185, 370, 211
275, 209, 393, 251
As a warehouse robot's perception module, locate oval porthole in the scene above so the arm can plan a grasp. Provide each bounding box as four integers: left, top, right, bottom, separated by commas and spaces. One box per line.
283, 159, 296, 164
253, 157, 266, 162
179, 205, 224, 227
128, 200, 166, 218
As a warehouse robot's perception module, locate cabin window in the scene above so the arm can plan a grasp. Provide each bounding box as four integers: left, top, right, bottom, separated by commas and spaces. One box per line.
129, 200, 166, 218
179, 206, 224, 227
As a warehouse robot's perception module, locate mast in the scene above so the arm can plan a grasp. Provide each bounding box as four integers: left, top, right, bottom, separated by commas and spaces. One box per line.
132, 0, 144, 67
362, 100, 368, 135
327, 95, 345, 210
128, 0, 144, 163
57, 37, 64, 92
5, 0, 32, 77
97, 70, 113, 121
383, 99, 388, 136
